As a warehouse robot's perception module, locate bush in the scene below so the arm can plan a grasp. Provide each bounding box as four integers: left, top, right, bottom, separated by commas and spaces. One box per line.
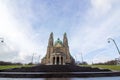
0, 61, 22, 65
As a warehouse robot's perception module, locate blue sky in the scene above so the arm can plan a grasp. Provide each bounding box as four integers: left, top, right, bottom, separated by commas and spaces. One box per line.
0, 0, 120, 64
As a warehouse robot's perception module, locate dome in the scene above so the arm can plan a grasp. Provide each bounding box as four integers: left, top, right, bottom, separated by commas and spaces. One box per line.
54, 38, 63, 47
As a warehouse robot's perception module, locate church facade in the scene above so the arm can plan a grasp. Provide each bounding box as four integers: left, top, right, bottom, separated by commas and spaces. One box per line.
41, 32, 75, 65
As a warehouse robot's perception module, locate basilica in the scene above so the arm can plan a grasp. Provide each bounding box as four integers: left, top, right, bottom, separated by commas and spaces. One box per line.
41, 32, 75, 65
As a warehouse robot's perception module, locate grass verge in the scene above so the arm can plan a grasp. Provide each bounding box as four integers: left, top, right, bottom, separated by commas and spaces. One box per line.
80, 65, 120, 71
0, 65, 34, 70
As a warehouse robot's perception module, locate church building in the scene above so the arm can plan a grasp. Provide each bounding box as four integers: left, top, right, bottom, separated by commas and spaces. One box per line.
41, 32, 75, 65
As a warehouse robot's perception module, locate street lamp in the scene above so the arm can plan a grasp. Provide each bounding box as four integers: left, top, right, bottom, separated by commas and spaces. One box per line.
81, 52, 84, 64
38, 55, 41, 63
108, 38, 120, 65
74, 54, 77, 64
108, 38, 120, 55
31, 53, 35, 64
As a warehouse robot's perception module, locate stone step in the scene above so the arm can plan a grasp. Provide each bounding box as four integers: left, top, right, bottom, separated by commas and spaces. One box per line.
1, 65, 111, 72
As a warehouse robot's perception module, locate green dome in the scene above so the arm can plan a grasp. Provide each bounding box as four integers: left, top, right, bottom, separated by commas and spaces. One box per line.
54, 38, 63, 46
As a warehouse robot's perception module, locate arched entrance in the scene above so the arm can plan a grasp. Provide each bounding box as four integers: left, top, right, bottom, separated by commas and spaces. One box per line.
52, 56, 64, 65
53, 57, 55, 65
57, 57, 59, 65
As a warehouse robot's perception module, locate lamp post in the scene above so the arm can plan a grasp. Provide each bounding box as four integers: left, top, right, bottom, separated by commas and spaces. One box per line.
31, 53, 35, 64
108, 38, 120, 65
108, 38, 120, 55
74, 54, 77, 64
38, 55, 41, 63
81, 52, 83, 64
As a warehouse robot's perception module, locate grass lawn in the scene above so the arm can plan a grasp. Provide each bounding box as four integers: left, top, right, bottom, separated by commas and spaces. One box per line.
1, 64, 120, 71
0, 65, 34, 70
80, 65, 120, 71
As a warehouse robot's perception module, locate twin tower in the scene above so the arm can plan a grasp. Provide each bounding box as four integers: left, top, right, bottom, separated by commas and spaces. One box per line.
41, 32, 75, 65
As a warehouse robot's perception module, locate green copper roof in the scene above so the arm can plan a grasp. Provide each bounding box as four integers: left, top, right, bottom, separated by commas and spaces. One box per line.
54, 38, 63, 46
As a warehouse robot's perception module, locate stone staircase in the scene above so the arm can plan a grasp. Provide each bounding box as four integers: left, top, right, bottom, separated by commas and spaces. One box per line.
1, 65, 111, 72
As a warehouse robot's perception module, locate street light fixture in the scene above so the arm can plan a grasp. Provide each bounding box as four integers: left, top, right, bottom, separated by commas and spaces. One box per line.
81, 52, 84, 64
108, 38, 120, 65
31, 53, 35, 64
38, 55, 41, 63
107, 38, 120, 55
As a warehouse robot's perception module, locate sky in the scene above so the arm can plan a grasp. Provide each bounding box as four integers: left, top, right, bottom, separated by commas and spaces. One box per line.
0, 0, 120, 64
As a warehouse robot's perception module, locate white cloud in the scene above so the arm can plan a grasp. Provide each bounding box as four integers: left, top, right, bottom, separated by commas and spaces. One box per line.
91, 0, 111, 11
88, 0, 119, 19
0, 0, 46, 63
92, 55, 110, 63
70, 0, 120, 63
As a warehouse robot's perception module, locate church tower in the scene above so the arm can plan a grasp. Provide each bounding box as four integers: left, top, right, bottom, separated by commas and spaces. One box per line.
48, 32, 53, 47
41, 32, 75, 65
63, 33, 68, 47
46, 32, 54, 59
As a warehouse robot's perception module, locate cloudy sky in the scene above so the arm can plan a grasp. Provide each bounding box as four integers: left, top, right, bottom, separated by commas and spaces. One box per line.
0, 0, 120, 64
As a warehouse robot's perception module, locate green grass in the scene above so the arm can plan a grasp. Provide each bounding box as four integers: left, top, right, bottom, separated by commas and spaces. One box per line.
1, 64, 120, 71
0, 65, 34, 70
80, 65, 120, 71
